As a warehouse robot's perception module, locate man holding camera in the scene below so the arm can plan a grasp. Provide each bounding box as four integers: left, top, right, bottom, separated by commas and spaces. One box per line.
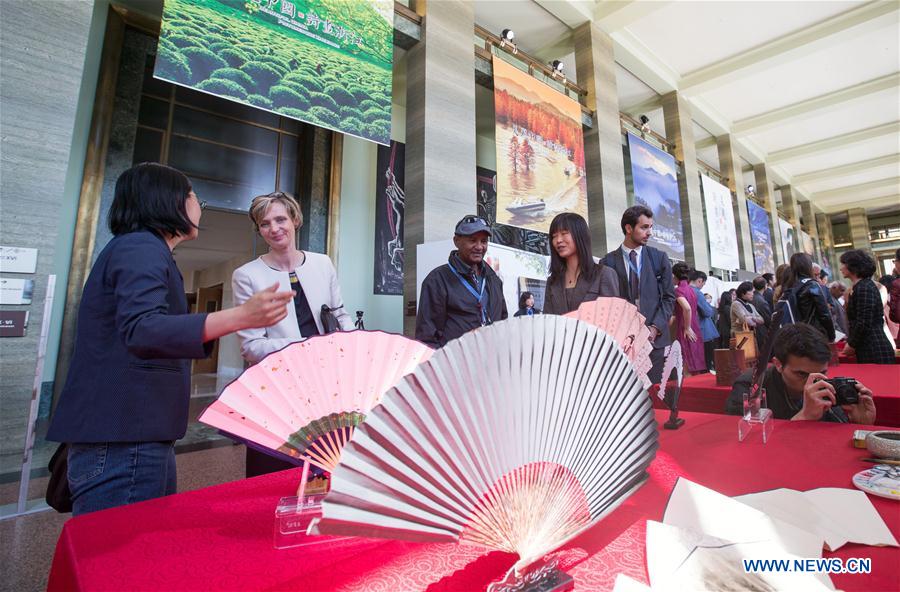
726, 324, 876, 424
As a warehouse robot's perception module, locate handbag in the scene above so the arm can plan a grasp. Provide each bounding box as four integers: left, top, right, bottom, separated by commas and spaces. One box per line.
320, 304, 343, 334
731, 324, 757, 364
46, 443, 73, 513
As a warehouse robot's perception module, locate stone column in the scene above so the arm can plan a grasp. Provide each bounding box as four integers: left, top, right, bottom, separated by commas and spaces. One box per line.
847, 207, 872, 252
404, 0, 477, 335
815, 212, 840, 273
1, 0, 95, 486
716, 135, 753, 271
573, 22, 628, 255
753, 164, 783, 267
800, 200, 820, 245
779, 185, 801, 254
660, 91, 709, 270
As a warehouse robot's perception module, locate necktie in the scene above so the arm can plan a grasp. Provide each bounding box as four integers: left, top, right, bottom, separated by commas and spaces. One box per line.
629, 250, 640, 304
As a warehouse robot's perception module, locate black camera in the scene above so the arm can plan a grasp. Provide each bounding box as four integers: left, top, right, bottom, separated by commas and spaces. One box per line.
823, 377, 859, 405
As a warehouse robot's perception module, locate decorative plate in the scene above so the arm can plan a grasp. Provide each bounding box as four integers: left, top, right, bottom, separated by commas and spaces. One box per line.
852, 465, 900, 501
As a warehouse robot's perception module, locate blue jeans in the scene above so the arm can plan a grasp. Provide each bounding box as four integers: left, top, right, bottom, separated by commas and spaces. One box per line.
67, 441, 176, 516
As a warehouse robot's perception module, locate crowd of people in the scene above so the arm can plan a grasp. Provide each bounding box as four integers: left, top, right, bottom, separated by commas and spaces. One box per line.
47, 163, 898, 516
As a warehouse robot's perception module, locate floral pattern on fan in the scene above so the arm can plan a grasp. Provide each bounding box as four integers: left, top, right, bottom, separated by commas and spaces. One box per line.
310, 315, 658, 577
199, 331, 433, 471
563, 297, 653, 387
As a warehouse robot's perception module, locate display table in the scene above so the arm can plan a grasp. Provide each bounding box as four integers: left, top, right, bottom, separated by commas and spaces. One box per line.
659, 364, 900, 427
47, 410, 899, 591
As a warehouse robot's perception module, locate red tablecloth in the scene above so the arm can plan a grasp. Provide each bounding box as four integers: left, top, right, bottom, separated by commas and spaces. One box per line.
47, 410, 899, 592
664, 365, 900, 427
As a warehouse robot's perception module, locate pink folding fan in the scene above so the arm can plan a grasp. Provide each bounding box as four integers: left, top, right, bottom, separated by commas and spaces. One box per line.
564, 297, 653, 387
199, 331, 433, 471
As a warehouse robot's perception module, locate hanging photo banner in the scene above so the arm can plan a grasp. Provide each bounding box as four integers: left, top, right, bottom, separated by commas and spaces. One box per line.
155, 0, 394, 145
699, 174, 739, 271
778, 218, 795, 264
373, 140, 404, 295
746, 201, 775, 274
476, 167, 497, 226
416, 240, 549, 314
627, 133, 685, 261
492, 56, 587, 233
800, 230, 816, 257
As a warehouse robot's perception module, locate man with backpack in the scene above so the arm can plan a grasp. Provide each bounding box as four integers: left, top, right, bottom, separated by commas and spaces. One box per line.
602, 205, 676, 384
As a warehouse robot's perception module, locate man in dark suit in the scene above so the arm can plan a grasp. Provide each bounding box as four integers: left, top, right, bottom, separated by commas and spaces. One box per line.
752, 276, 772, 350
602, 205, 675, 384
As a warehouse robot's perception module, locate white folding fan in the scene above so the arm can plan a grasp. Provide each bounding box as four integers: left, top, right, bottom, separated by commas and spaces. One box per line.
660, 340, 684, 402
564, 297, 654, 387
308, 315, 658, 577
198, 331, 433, 471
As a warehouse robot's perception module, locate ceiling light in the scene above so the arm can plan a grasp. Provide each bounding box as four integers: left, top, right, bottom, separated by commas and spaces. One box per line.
550, 60, 566, 82
499, 29, 517, 54
639, 114, 651, 134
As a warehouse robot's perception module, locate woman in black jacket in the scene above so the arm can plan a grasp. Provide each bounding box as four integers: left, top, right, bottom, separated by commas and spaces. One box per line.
784, 253, 835, 341
717, 291, 733, 349
841, 249, 895, 364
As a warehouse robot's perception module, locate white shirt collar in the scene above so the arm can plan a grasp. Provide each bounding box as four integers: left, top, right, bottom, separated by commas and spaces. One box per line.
622, 244, 642, 257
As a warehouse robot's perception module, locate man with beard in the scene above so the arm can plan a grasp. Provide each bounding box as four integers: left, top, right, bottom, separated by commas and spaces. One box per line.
415, 215, 508, 347
602, 205, 675, 383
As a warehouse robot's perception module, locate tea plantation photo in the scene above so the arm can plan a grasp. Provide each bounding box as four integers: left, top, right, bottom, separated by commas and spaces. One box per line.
155, 0, 394, 145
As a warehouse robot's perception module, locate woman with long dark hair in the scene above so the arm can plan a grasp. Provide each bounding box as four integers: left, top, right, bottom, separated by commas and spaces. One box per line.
46, 163, 292, 515
841, 249, 895, 364
717, 291, 733, 348
543, 213, 618, 314
783, 253, 835, 341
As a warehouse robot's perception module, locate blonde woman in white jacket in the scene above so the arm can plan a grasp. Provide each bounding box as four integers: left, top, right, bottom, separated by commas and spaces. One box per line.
232, 192, 353, 476
233, 192, 353, 364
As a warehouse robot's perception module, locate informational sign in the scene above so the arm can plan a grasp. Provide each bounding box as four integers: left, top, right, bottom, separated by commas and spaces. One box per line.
627, 133, 685, 261
0, 311, 29, 337
155, 0, 394, 145
699, 174, 739, 271
416, 240, 549, 315
0, 246, 38, 274
778, 218, 795, 263
492, 56, 587, 233
0, 278, 34, 305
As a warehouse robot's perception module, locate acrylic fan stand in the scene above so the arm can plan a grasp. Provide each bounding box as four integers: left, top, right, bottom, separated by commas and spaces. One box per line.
738, 388, 773, 444
274, 459, 344, 549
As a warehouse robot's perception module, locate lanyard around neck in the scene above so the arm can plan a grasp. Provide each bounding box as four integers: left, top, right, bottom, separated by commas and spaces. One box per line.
448, 264, 488, 325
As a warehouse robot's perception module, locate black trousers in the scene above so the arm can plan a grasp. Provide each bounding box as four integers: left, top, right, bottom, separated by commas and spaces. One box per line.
704, 340, 716, 370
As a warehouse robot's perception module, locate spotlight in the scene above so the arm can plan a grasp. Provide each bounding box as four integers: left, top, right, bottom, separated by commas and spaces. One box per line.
550, 60, 566, 82
639, 114, 651, 134
745, 184, 756, 197
499, 29, 517, 54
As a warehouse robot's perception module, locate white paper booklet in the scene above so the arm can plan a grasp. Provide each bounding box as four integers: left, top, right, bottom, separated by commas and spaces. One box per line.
736, 487, 898, 551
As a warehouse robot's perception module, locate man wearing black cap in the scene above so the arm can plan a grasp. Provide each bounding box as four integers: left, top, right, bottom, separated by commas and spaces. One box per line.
415, 215, 508, 347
